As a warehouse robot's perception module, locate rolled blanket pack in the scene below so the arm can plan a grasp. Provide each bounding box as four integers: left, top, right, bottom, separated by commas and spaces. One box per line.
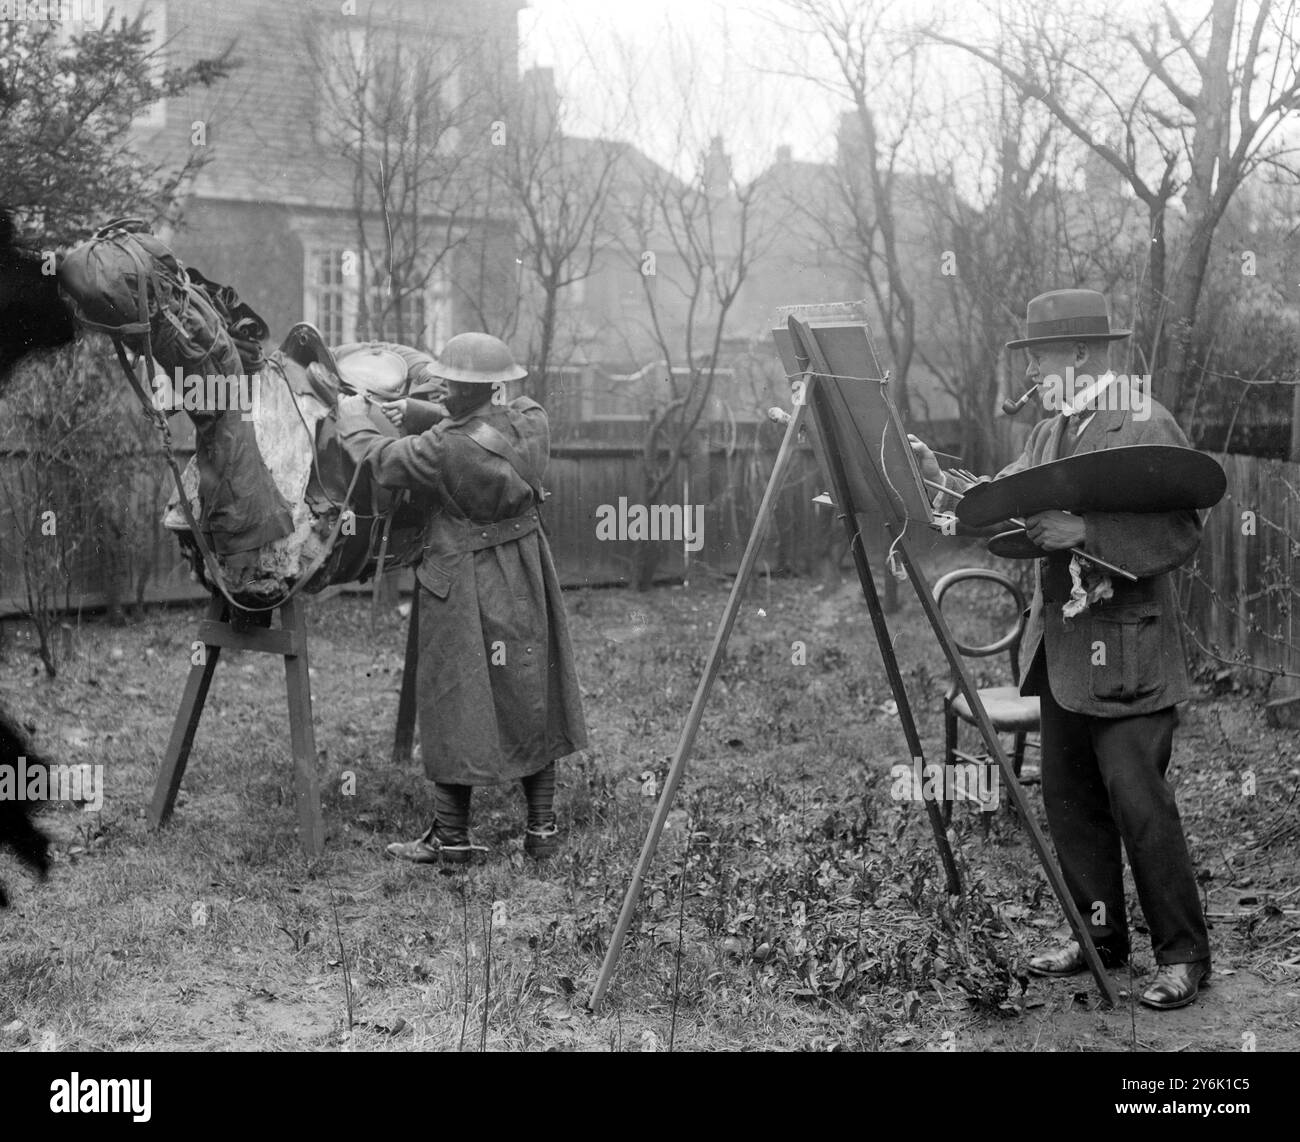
60, 221, 294, 567
57, 221, 426, 603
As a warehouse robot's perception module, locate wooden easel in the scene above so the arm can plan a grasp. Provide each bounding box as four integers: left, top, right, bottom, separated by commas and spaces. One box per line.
148, 595, 324, 855
588, 313, 1120, 1011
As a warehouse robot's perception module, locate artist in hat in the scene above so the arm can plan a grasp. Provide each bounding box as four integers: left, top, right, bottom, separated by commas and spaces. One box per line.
335, 332, 588, 863
910, 288, 1211, 1010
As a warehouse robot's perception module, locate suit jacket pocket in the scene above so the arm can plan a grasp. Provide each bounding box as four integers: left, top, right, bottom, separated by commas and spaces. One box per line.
1089, 602, 1163, 701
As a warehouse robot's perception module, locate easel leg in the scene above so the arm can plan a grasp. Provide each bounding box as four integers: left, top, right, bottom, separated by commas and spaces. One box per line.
841, 521, 962, 895
589, 399, 813, 1013
801, 366, 960, 892
148, 595, 224, 829
281, 597, 324, 856
942, 709, 958, 827
392, 588, 419, 765
895, 537, 1120, 1006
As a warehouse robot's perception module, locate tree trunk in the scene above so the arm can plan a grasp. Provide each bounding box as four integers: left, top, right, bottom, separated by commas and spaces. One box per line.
1161, 219, 1219, 417
633, 543, 663, 592
634, 427, 668, 593
534, 284, 558, 404
1291, 376, 1300, 463
1159, 0, 1234, 416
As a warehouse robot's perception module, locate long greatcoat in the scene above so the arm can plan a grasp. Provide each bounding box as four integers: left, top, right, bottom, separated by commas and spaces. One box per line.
987, 400, 1201, 717
335, 395, 588, 785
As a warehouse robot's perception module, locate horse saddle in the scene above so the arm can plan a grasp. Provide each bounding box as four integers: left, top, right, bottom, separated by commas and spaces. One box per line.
280, 321, 344, 410
276, 325, 408, 517
163, 325, 429, 599
335, 345, 409, 400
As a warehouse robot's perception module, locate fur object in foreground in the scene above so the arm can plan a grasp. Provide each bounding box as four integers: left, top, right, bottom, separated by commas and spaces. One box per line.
0, 708, 52, 907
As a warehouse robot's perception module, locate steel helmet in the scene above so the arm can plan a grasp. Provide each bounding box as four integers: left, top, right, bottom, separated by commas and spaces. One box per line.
432, 332, 528, 384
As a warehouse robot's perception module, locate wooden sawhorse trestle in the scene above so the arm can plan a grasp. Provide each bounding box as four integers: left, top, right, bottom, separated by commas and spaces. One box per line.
148, 595, 325, 855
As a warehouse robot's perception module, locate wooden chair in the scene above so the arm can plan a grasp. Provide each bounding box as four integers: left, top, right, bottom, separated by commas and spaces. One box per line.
932, 568, 1040, 826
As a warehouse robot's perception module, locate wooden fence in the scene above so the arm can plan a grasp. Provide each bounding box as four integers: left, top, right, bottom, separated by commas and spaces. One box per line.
6, 443, 1295, 681
1179, 452, 1300, 678
0, 440, 837, 617
542, 442, 833, 585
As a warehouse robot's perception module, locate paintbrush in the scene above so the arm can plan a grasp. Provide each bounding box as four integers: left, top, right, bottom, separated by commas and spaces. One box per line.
922, 476, 1137, 582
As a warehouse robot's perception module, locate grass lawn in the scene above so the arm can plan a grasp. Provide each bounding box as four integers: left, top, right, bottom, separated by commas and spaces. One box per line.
1, 548, 1297, 1052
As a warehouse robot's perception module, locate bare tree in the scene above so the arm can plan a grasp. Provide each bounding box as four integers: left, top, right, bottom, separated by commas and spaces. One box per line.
304, 3, 493, 346
487, 67, 627, 400
1181, 178, 1300, 457
931, 0, 1300, 415
774, 0, 931, 419
617, 135, 775, 589
910, 36, 1143, 470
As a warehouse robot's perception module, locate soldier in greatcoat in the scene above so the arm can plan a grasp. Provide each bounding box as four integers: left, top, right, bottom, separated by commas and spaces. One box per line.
336, 332, 588, 862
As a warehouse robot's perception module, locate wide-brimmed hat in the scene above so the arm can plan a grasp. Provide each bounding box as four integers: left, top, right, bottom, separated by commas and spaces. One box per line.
1005, 289, 1131, 351
432, 332, 528, 384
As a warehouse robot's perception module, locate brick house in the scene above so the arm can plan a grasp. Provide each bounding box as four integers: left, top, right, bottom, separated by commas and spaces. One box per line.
123, 0, 523, 351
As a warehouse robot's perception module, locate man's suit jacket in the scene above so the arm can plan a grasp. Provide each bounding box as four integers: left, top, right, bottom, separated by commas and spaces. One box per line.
988, 400, 1201, 718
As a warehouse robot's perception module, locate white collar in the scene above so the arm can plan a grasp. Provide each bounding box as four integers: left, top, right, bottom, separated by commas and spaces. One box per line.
1070, 411, 1097, 436
1061, 371, 1117, 417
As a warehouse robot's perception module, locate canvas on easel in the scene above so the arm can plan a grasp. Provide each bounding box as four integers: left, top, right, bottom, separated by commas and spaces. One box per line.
772, 302, 933, 528
588, 304, 1120, 1012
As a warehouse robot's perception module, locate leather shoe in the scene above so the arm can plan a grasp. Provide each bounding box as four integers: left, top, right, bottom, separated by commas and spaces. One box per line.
386, 826, 486, 865
1140, 960, 1211, 1010
1028, 940, 1127, 976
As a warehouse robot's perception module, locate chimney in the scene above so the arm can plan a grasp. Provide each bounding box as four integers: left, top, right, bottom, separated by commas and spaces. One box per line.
775, 144, 792, 164
703, 135, 732, 197
520, 66, 560, 139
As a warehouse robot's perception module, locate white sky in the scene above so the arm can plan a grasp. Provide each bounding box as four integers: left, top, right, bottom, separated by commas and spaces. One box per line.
515, 0, 1282, 188
515, 0, 1068, 183
518, 0, 848, 177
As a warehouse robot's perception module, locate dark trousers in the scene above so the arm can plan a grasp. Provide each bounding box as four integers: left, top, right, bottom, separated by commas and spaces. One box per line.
1039, 686, 1209, 965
